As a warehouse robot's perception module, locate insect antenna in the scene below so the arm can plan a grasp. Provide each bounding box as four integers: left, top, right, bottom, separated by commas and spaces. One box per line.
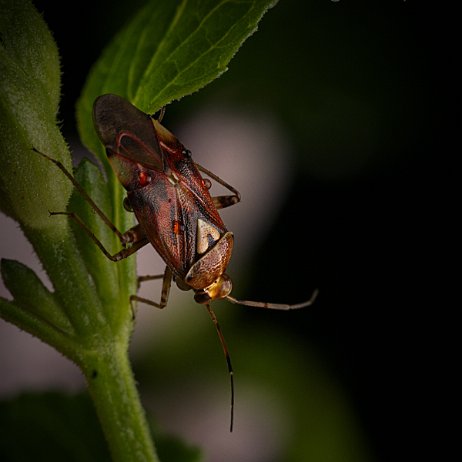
204, 304, 235, 432
226, 288, 319, 310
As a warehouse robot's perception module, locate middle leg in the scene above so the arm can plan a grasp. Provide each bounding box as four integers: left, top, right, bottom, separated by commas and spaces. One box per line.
130, 266, 173, 310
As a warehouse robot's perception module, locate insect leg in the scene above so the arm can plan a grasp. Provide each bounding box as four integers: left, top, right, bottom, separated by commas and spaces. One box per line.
195, 163, 241, 210
130, 266, 173, 310
50, 212, 149, 261
33, 148, 126, 242
34, 147, 150, 260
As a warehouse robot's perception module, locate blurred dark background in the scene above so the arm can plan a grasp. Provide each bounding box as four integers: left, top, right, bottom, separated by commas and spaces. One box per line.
2, 1, 455, 461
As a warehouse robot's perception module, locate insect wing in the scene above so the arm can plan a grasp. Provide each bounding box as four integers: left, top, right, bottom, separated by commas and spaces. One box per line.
155, 118, 229, 258
152, 118, 226, 232
93, 94, 163, 171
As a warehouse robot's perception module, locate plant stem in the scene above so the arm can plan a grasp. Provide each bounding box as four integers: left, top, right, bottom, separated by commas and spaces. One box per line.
81, 340, 159, 462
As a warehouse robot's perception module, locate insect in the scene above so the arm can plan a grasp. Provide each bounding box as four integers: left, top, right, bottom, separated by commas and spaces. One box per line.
35, 94, 318, 431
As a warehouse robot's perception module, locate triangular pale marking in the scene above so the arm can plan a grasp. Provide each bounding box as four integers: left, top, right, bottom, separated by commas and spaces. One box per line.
197, 218, 220, 254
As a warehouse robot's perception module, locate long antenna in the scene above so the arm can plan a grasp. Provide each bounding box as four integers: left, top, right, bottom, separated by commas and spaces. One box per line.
226, 288, 319, 310
204, 304, 235, 432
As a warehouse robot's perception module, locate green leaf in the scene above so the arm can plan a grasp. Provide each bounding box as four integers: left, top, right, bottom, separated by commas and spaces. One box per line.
77, 0, 278, 165
0, 259, 73, 334
0, 0, 72, 229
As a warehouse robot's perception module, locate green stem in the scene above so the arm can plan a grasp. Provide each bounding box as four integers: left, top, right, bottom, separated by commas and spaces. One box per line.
81, 341, 159, 462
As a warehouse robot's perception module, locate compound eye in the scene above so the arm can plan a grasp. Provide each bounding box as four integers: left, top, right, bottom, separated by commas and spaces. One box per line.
215, 274, 232, 299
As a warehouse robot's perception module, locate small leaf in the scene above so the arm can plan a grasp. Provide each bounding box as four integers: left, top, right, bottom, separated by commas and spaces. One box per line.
77, 0, 278, 164
1, 259, 73, 333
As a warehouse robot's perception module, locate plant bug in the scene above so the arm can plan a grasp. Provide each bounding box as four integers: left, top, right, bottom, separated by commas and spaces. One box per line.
35, 94, 318, 431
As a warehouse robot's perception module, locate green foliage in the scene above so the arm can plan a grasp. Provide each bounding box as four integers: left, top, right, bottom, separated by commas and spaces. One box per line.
1, 259, 73, 334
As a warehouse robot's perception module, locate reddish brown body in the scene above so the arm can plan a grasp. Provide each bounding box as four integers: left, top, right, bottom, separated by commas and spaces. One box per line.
93, 94, 235, 303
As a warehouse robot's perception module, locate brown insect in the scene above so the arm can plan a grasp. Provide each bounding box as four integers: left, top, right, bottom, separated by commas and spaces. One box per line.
35, 94, 318, 431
